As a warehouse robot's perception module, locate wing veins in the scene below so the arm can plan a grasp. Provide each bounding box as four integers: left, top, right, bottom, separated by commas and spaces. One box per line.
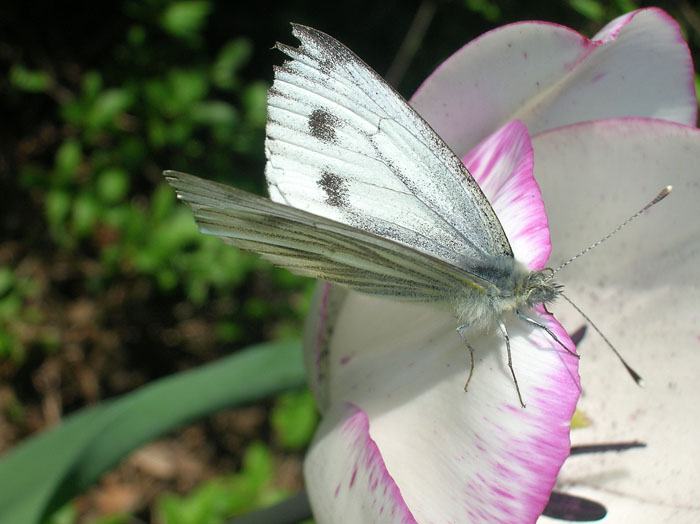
268, 91, 490, 258
166, 171, 494, 299
271, 25, 515, 262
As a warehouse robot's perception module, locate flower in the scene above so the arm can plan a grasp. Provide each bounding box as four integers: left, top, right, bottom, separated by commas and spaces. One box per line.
300, 8, 698, 524
534, 118, 700, 523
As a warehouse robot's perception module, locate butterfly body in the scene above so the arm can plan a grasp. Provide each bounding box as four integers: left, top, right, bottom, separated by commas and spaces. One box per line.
449, 258, 561, 330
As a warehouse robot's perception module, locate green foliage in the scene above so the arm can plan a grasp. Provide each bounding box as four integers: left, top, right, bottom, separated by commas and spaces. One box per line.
212, 39, 253, 91
46, 506, 131, 524
0, 267, 39, 361
463, 0, 501, 22
9, 64, 53, 93
157, 442, 288, 524
160, 1, 213, 41
271, 390, 319, 450
44, 504, 79, 524
12, 0, 280, 308
568, 0, 605, 21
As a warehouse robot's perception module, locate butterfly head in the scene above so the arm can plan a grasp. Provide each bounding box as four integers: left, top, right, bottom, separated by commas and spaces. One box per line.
520, 269, 563, 308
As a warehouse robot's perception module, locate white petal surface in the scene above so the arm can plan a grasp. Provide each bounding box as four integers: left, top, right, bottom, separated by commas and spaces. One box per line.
531, 119, 700, 522
412, 8, 696, 156
304, 284, 579, 524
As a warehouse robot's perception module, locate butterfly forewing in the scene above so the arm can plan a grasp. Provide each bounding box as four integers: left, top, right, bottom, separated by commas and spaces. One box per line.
165, 171, 494, 301
265, 24, 514, 273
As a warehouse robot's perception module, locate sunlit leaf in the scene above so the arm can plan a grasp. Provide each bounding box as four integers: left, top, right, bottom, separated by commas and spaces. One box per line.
9, 64, 52, 93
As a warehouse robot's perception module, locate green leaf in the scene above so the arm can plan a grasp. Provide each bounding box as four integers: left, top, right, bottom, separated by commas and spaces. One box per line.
71, 194, 100, 237
0, 293, 21, 319
82, 71, 103, 100
54, 140, 82, 182
0, 339, 305, 524
43, 502, 77, 524
568, 0, 605, 20
96, 168, 130, 204
191, 100, 238, 128
86, 88, 134, 130
241, 442, 274, 490
464, 0, 501, 22
0, 267, 14, 296
160, 1, 212, 39
147, 70, 209, 118
150, 182, 177, 223
170, 70, 210, 110
127, 25, 146, 47
45, 189, 72, 228
118, 136, 147, 169
217, 321, 242, 343
9, 64, 52, 93
271, 390, 319, 449
211, 39, 253, 90
242, 81, 268, 129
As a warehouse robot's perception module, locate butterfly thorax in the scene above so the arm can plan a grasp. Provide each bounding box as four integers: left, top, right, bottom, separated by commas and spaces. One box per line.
452, 257, 562, 329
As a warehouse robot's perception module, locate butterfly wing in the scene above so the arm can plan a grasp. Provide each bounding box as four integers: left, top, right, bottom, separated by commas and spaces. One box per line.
165, 171, 494, 300
266, 24, 513, 272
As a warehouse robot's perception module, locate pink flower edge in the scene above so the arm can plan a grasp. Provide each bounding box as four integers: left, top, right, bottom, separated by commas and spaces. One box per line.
304, 402, 419, 523
463, 120, 551, 270
411, 7, 697, 156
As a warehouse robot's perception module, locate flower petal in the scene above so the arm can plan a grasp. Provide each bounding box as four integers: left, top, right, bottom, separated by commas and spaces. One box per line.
412, 8, 696, 156
531, 118, 700, 521
304, 401, 419, 523
304, 288, 580, 523
463, 120, 550, 269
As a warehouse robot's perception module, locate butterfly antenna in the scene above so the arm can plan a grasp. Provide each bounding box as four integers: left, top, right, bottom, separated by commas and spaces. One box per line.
549, 186, 672, 278
560, 293, 643, 386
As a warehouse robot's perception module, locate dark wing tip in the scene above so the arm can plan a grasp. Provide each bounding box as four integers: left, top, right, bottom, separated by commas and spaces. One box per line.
288, 23, 343, 54
289, 22, 317, 40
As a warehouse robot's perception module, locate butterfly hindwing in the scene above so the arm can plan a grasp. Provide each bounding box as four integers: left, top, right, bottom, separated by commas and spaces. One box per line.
165, 171, 494, 300
265, 24, 514, 272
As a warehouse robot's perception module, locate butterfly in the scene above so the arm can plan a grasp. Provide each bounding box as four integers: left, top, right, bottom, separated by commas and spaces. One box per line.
165, 24, 568, 406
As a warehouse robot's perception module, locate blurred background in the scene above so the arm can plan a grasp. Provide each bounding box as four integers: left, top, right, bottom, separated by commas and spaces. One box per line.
1, 0, 698, 523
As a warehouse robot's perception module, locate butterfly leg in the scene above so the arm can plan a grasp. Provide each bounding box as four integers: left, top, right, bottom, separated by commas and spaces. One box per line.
497, 318, 526, 408
516, 311, 579, 359
456, 324, 475, 392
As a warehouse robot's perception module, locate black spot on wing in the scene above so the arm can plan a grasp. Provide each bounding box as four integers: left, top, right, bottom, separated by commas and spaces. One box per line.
309, 109, 340, 143
318, 172, 349, 207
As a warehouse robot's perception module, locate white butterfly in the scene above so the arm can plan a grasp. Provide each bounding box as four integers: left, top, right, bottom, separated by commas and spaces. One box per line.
165, 24, 565, 406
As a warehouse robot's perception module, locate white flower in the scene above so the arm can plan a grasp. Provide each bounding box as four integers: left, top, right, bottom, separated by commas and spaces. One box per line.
301, 8, 699, 523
